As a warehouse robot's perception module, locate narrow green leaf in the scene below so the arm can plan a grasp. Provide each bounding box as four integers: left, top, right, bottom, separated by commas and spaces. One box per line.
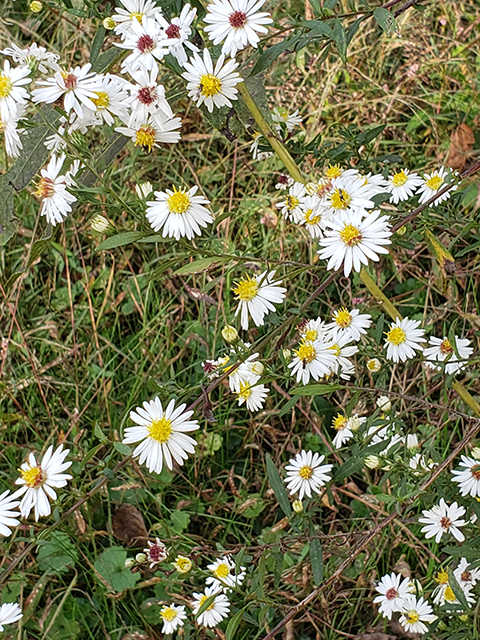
175, 256, 230, 275
195, 594, 216, 617
374, 313, 385, 344
373, 8, 398, 36
90, 27, 106, 65
291, 383, 344, 396
448, 567, 469, 610
332, 18, 347, 63
113, 442, 131, 455
266, 454, 291, 517
91, 46, 125, 74
279, 395, 299, 416
251, 34, 301, 76
309, 537, 324, 586
97, 231, 147, 251
225, 608, 246, 640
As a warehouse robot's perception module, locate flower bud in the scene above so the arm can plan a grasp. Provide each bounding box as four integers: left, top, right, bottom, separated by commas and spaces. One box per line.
30, 1, 43, 11
135, 553, 147, 563
125, 558, 135, 568
282, 348, 292, 363
173, 555, 193, 574
292, 499, 303, 514
406, 434, 419, 451
471, 447, 480, 460
103, 16, 116, 29
396, 225, 407, 236
91, 214, 113, 234
251, 362, 264, 376
364, 455, 380, 469
221, 325, 238, 344
366, 358, 381, 372
376, 395, 391, 412
135, 182, 153, 199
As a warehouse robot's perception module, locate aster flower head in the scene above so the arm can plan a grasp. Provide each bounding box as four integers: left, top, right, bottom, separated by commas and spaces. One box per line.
144, 538, 168, 567
192, 585, 230, 627
204, 0, 273, 58
299, 318, 330, 344
419, 498, 466, 543
206, 554, 246, 591
276, 181, 307, 222
272, 107, 302, 132
423, 335, 473, 375
328, 334, 358, 380
432, 568, 466, 608
284, 450, 332, 500
332, 413, 366, 448
232, 270, 286, 330
451, 455, 480, 497
128, 67, 174, 122
0, 59, 31, 120
34, 153, 77, 226
298, 195, 326, 238
117, 16, 171, 74
146, 184, 212, 240
115, 111, 182, 151
386, 168, 423, 204
1, 42, 61, 74
174, 555, 193, 573
373, 572, 413, 620
84, 73, 131, 126
15, 444, 72, 521
112, 0, 160, 37
156, 3, 199, 66
0, 107, 26, 158
0, 602, 23, 632
454, 557, 480, 590
122, 397, 199, 474
323, 174, 375, 215
384, 316, 426, 363
0, 489, 21, 537
288, 338, 337, 385
327, 307, 372, 342
318, 209, 392, 277
398, 595, 437, 634
418, 166, 456, 206
159, 604, 187, 635
236, 380, 269, 411
182, 49, 241, 113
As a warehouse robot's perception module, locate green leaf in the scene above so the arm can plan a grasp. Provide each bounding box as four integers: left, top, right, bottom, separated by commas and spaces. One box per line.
91, 46, 125, 74
3, 225, 53, 292
251, 34, 302, 76
291, 383, 344, 396
448, 567, 470, 610
279, 395, 299, 416
174, 256, 230, 275
113, 442, 131, 455
195, 594, 216, 617
90, 27, 106, 65
37, 532, 79, 574
225, 608, 246, 640
94, 547, 139, 592
332, 18, 347, 63
170, 510, 190, 533
94, 422, 108, 443
373, 8, 398, 36
97, 231, 147, 251
374, 313, 385, 344
309, 537, 324, 586
266, 454, 291, 517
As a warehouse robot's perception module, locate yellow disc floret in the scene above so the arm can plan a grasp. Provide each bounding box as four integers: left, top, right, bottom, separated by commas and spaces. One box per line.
425, 175, 443, 190
214, 562, 230, 579
0, 74, 13, 99
134, 125, 156, 152
20, 466, 44, 488
167, 187, 191, 214
386, 326, 406, 345
296, 342, 316, 364
330, 188, 351, 210
148, 417, 173, 443
332, 413, 348, 431
238, 381, 253, 402
160, 607, 178, 622
198, 595, 215, 611
199, 74, 222, 97
405, 610, 420, 624
92, 91, 110, 109
335, 307, 352, 328
391, 170, 408, 187
233, 276, 259, 301
325, 164, 343, 179
340, 224, 362, 246
440, 338, 453, 354
299, 465, 313, 479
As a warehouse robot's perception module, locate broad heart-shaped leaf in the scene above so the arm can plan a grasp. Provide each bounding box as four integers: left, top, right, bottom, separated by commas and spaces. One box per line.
94, 546, 140, 592
266, 453, 292, 517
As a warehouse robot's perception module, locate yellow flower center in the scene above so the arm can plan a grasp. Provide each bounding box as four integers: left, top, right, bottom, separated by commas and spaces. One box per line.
330, 343, 340, 356
134, 125, 156, 152
330, 188, 351, 210
405, 610, 420, 624
332, 413, 348, 431
440, 338, 453, 354
436, 568, 449, 584
471, 464, 480, 480
444, 586, 456, 603
325, 164, 342, 179
148, 417, 173, 443
92, 91, 110, 108
20, 465, 44, 488
339, 224, 362, 246
214, 563, 230, 579
386, 326, 406, 345
167, 188, 191, 214
285, 195, 300, 210
198, 595, 215, 611
0, 74, 13, 98
334, 307, 352, 328
304, 208, 321, 225
161, 607, 178, 622
238, 381, 252, 401
175, 556, 192, 573
35, 177, 56, 199
131, 11, 144, 21
391, 170, 408, 186
296, 342, 316, 364
233, 276, 258, 301
304, 329, 317, 342
199, 73, 222, 97
299, 465, 313, 479
425, 174, 443, 190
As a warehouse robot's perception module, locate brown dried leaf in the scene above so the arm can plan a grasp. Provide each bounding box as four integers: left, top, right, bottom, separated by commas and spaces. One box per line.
112, 504, 148, 546
446, 123, 475, 172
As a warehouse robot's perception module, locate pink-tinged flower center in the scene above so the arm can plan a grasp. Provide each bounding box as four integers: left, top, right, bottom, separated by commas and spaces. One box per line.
385, 587, 398, 600
147, 542, 166, 563
137, 86, 157, 105
440, 338, 453, 354
471, 464, 480, 480
21, 465, 45, 488
229, 10, 247, 28
165, 23, 181, 39
63, 73, 77, 91
278, 174, 289, 185
461, 571, 472, 583
35, 177, 56, 199
440, 516, 452, 530
137, 34, 155, 53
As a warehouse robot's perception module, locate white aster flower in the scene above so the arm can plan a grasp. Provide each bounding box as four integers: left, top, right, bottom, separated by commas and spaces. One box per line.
275, 174, 294, 190
2, 43, 61, 73
192, 585, 230, 627
0, 602, 23, 632
276, 181, 306, 222
384, 317, 426, 363
0, 60, 31, 120
84, 73, 131, 126
418, 166, 456, 206
355, 171, 388, 196
236, 380, 269, 411
0, 489, 21, 537
373, 572, 412, 620
329, 334, 358, 380
182, 49, 241, 113
228, 349, 262, 392
34, 154, 77, 226
398, 595, 437, 634
159, 604, 187, 635
366, 357, 381, 372
298, 195, 326, 238
118, 16, 171, 74
232, 270, 286, 330
327, 307, 372, 342
423, 335, 473, 375
284, 450, 332, 500
409, 453, 434, 474
156, 3, 199, 66
116, 111, 181, 151
112, 0, 159, 36
32, 64, 103, 119
299, 318, 330, 343
451, 455, 480, 497
204, 0, 272, 58
146, 184, 212, 240
432, 568, 466, 607
123, 397, 199, 474
15, 444, 72, 521
144, 537, 168, 567
288, 338, 337, 385
318, 209, 392, 277
128, 67, 174, 121
272, 107, 302, 132
386, 168, 423, 204
419, 498, 466, 543
0, 107, 25, 158
331, 413, 352, 449
376, 395, 391, 412
206, 555, 246, 591
454, 557, 480, 590
249, 132, 273, 160
323, 175, 375, 215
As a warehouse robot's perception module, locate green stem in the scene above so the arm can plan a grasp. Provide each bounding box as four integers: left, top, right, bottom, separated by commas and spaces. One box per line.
358, 268, 401, 321
452, 380, 480, 417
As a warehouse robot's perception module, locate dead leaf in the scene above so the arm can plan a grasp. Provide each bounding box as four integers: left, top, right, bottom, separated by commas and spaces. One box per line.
446, 123, 474, 171
112, 504, 148, 546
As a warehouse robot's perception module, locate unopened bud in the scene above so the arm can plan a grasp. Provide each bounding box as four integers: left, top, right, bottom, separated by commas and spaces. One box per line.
367, 358, 381, 372
125, 558, 135, 568
471, 447, 480, 460
103, 16, 116, 29
376, 395, 391, 412
91, 214, 113, 234
135, 553, 147, 563
221, 325, 238, 344
173, 555, 193, 574
30, 0, 43, 11
406, 434, 419, 451
251, 362, 264, 376
135, 182, 153, 199
282, 348, 292, 363
364, 455, 380, 469
396, 225, 407, 236
292, 500, 303, 513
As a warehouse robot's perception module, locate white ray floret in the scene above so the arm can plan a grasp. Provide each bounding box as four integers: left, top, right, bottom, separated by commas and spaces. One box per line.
159, 604, 187, 635
0, 603, 23, 632
204, 0, 272, 58
156, 3, 199, 66
384, 316, 426, 363
123, 397, 199, 474
15, 444, 72, 521
323, 174, 375, 215
128, 67, 173, 121
419, 498, 466, 543
326, 307, 372, 342
398, 595, 437, 634
417, 166, 456, 206
232, 270, 286, 330
0, 489, 21, 537
116, 111, 181, 151
318, 209, 392, 277
284, 450, 332, 500
454, 557, 480, 590
192, 585, 230, 627
288, 338, 337, 385
272, 107, 302, 132
451, 454, 480, 497
1, 43, 61, 73
386, 168, 423, 204
236, 380, 269, 411
299, 318, 330, 344
34, 154, 77, 226
112, 0, 162, 37
328, 334, 358, 380
146, 185, 212, 240
0, 107, 26, 158
117, 16, 171, 74
373, 572, 413, 620
423, 335, 473, 375
206, 554, 246, 591
298, 195, 326, 238
182, 49, 241, 113
0, 59, 31, 120
276, 181, 307, 222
